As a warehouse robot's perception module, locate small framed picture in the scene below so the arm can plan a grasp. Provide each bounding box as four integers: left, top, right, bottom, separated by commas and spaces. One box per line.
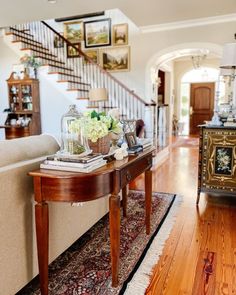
66, 43, 81, 58
84, 49, 99, 64
125, 132, 137, 148
64, 21, 83, 43
112, 23, 128, 46
53, 33, 64, 48
84, 18, 111, 48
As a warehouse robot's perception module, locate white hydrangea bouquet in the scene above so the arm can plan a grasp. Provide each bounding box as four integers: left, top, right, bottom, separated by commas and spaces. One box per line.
70, 110, 122, 143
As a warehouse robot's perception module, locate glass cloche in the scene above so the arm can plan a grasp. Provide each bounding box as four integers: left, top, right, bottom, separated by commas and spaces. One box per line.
60, 104, 91, 156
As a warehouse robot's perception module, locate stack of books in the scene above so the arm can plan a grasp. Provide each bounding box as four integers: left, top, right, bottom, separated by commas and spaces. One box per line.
40, 153, 106, 173
127, 145, 143, 155
139, 138, 153, 150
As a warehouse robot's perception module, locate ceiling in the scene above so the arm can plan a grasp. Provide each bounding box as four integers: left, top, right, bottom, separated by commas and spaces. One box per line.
1, 0, 236, 28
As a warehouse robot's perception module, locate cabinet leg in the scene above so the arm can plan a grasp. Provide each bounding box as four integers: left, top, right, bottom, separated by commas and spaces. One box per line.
109, 194, 120, 287
35, 202, 49, 295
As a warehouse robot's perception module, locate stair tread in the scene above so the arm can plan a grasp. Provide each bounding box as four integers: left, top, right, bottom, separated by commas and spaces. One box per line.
67, 88, 89, 92
21, 47, 57, 58
34, 55, 65, 64
45, 64, 74, 71
48, 71, 79, 77
58, 80, 90, 86
9, 27, 34, 38
12, 37, 42, 46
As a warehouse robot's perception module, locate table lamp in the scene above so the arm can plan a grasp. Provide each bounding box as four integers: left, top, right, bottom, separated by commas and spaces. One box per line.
88, 88, 108, 102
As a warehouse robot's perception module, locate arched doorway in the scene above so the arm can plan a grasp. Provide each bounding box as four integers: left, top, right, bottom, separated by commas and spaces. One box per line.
145, 43, 222, 137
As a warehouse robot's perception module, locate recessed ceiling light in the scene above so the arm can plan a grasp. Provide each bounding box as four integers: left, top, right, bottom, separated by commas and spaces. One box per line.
48, 0, 57, 4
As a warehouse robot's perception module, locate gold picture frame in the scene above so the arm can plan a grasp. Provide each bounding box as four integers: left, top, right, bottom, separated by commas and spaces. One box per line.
63, 21, 83, 44
112, 23, 128, 46
100, 46, 130, 72
84, 49, 99, 64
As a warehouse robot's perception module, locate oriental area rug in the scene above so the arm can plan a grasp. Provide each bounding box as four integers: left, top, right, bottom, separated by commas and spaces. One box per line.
17, 190, 181, 295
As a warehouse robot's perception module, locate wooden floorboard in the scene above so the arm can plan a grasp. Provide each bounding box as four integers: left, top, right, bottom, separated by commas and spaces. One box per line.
130, 136, 236, 295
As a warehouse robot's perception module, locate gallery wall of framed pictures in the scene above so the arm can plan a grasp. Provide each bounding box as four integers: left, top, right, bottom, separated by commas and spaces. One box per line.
55, 17, 131, 72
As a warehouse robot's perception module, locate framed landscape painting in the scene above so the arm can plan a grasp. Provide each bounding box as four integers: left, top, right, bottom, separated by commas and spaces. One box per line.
53, 33, 64, 48
84, 49, 99, 64
67, 43, 81, 58
101, 46, 130, 72
84, 18, 111, 48
112, 23, 128, 45
64, 21, 83, 43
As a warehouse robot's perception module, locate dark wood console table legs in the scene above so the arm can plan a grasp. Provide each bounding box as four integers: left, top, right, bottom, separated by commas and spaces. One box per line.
35, 202, 49, 295
145, 169, 152, 235
109, 194, 121, 287
30, 150, 154, 294
122, 186, 128, 217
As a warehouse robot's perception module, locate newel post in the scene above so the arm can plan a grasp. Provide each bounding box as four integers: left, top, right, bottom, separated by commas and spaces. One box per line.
144, 102, 157, 140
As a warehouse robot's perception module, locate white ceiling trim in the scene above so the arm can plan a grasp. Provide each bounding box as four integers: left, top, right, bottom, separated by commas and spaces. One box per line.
140, 13, 236, 33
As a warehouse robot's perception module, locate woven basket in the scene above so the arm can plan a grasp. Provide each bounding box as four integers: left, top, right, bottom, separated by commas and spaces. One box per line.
88, 134, 110, 155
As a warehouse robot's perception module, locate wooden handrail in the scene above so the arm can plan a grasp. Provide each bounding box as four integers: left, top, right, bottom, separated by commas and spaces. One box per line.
41, 21, 152, 106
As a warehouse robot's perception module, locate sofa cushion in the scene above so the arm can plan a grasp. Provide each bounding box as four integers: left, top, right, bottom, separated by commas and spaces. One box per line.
0, 134, 60, 168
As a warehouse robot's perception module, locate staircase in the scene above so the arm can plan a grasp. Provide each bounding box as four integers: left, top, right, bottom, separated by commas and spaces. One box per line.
5, 21, 156, 132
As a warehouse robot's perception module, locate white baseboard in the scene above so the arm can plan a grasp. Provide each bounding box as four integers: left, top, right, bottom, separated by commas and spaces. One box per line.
153, 146, 169, 168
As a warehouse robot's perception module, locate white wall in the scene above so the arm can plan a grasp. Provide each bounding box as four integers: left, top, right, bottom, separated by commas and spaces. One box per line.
128, 21, 236, 100
0, 35, 19, 139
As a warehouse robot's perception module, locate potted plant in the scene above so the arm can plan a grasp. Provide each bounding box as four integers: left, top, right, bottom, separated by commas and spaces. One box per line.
69, 110, 122, 154
20, 54, 41, 78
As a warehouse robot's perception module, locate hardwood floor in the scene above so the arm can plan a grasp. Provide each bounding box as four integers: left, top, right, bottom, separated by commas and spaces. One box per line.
130, 136, 236, 295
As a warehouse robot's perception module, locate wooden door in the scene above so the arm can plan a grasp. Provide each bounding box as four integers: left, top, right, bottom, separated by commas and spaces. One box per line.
190, 82, 215, 135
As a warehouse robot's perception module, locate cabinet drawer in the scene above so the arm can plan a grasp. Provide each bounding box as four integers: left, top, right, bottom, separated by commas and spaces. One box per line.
120, 154, 152, 187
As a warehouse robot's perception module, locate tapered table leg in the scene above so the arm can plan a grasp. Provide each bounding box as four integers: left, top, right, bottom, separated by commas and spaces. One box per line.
145, 169, 152, 235
109, 194, 120, 287
122, 186, 128, 218
35, 202, 49, 295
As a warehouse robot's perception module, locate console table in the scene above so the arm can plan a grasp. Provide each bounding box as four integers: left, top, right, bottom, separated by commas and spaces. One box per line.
197, 125, 236, 204
29, 148, 154, 295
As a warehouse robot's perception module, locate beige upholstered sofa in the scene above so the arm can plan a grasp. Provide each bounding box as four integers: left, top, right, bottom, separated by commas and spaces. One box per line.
0, 134, 109, 295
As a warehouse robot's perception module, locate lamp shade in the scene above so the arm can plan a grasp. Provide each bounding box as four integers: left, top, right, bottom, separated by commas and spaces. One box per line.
220, 43, 236, 69
89, 88, 108, 102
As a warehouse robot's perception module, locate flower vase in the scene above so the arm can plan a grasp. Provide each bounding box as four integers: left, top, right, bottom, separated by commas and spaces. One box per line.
88, 134, 110, 155
26, 67, 35, 78
34, 68, 38, 79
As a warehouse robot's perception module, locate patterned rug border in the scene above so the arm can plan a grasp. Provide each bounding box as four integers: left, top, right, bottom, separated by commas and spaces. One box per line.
123, 192, 182, 295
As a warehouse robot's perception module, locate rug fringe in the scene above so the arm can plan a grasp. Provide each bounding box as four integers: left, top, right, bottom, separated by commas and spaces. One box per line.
124, 195, 183, 295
